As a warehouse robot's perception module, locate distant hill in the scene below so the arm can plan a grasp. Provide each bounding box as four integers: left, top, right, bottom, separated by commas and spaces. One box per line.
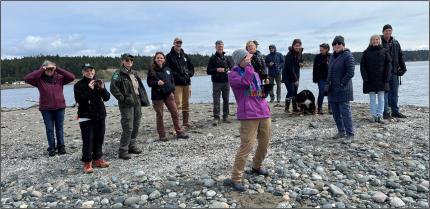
1, 50, 428, 84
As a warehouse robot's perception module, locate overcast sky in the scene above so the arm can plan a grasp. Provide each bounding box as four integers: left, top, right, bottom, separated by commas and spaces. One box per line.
1, 1, 429, 58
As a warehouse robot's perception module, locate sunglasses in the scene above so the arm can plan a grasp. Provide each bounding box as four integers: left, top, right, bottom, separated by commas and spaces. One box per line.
124, 59, 134, 62
333, 42, 343, 46
45, 67, 55, 71
175, 41, 182, 44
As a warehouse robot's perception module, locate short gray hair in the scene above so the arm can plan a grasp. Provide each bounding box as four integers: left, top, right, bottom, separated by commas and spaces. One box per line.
42, 60, 56, 67
369, 34, 381, 46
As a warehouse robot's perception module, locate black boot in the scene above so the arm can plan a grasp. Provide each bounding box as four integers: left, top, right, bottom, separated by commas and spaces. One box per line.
328, 103, 332, 114
292, 97, 299, 113
285, 99, 291, 113
317, 106, 323, 114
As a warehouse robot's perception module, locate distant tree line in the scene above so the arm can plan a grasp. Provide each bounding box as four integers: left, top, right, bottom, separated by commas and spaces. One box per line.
1, 50, 428, 83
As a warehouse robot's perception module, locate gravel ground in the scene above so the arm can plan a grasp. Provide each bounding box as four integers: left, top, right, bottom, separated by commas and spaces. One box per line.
1, 102, 428, 208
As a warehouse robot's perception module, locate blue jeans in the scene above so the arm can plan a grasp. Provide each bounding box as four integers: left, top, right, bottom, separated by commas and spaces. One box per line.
369, 91, 385, 117
284, 81, 298, 101
384, 74, 399, 114
40, 108, 65, 152
329, 102, 354, 135
317, 80, 327, 109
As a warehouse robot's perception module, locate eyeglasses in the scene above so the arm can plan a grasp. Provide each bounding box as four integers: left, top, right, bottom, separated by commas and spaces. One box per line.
175, 41, 182, 44
124, 59, 134, 62
333, 42, 343, 46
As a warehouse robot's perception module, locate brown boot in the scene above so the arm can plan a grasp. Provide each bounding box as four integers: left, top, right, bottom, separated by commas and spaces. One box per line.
183, 112, 190, 128
94, 159, 110, 168
83, 162, 93, 173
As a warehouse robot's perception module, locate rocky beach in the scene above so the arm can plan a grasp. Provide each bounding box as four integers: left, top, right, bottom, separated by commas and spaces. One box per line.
1, 102, 429, 208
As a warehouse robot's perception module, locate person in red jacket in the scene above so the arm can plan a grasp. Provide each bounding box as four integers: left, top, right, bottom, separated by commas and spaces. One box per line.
24, 60, 75, 156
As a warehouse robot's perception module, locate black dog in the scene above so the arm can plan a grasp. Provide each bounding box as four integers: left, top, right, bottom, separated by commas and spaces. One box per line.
295, 90, 316, 115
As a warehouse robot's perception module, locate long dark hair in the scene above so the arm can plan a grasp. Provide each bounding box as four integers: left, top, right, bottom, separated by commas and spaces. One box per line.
151, 51, 166, 75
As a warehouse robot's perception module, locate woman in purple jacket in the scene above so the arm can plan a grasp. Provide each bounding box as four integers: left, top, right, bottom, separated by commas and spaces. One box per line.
24, 60, 75, 156
223, 49, 272, 192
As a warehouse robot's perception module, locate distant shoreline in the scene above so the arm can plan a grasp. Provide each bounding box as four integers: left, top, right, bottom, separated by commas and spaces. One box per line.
1, 60, 427, 90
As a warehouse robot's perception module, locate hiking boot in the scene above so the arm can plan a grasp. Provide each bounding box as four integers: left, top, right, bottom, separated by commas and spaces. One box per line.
383, 112, 392, 119
332, 132, 346, 139
252, 167, 269, 177
285, 100, 291, 113
159, 137, 168, 142
57, 145, 66, 155
212, 118, 220, 126
176, 132, 189, 139
392, 112, 407, 118
94, 159, 110, 168
223, 118, 232, 123
372, 115, 378, 123
376, 115, 385, 124
128, 147, 142, 154
119, 153, 131, 160
83, 162, 93, 173
328, 104, 332, 114
48, 150, 56, 157
223, 178, 245, 192
317, 107, 323, 114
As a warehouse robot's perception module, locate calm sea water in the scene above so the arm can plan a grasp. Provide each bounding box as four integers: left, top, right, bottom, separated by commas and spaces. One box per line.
1, 61, 428, 108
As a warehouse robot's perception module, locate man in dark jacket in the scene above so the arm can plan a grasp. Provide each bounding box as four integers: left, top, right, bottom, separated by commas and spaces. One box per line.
265, 44, 284, 103
110, 53, 144, 160
74, 63, 111, 173
207, 40, 233, 125
282, 39, 303, 113
380, 24, 407, 118
166, 37, 195, 128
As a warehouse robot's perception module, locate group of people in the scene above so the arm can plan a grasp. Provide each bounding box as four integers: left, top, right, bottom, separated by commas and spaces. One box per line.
24, 24, 407, 190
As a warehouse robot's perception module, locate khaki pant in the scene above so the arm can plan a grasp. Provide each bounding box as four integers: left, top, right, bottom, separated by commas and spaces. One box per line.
174, 85, 191, 113
231, 118, 272, 182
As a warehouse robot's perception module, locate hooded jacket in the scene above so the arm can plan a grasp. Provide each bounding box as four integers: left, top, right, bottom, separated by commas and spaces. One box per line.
313, 53, 331, 83
228, 64, 271, 120
166, 47, 195, 85
265, 48, 284, 77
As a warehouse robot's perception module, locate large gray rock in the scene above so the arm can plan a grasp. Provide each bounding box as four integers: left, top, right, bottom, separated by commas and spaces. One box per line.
206, 190, 216, 198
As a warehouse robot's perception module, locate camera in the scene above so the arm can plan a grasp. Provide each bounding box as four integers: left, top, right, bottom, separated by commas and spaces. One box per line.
95, 79, 103, 90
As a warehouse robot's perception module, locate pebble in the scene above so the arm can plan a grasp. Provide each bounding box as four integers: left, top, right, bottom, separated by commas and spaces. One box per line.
30, 191, 42, 198
416, 201, 429, 208
134, 171, 145, 177
101, 198, 109, 205
420, 180, 429, 188
335, 202, 346, 208
302, 188, 319, 195
328, 184, 345, 196
124, 197, 140, 206
203, 179, 216, 187
206, 190, 216, 198
179, 203, 186, 208
192, 191, 201, 197
81, 200, 94, 208
168, 192, 177, 198
377, 141, 389, 148
417, 184, 429, 192
276, 202, 292, 208
311, 173, 323, 181
372, 192, 387, 203
112, 203, 123, 208
209, 201, 229, 208
149, 190, 161, 200
389, 197, 405, 207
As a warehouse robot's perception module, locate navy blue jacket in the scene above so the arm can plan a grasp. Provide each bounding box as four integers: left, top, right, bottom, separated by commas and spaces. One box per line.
265, 51, 284, 77
327, 49, 355, 102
